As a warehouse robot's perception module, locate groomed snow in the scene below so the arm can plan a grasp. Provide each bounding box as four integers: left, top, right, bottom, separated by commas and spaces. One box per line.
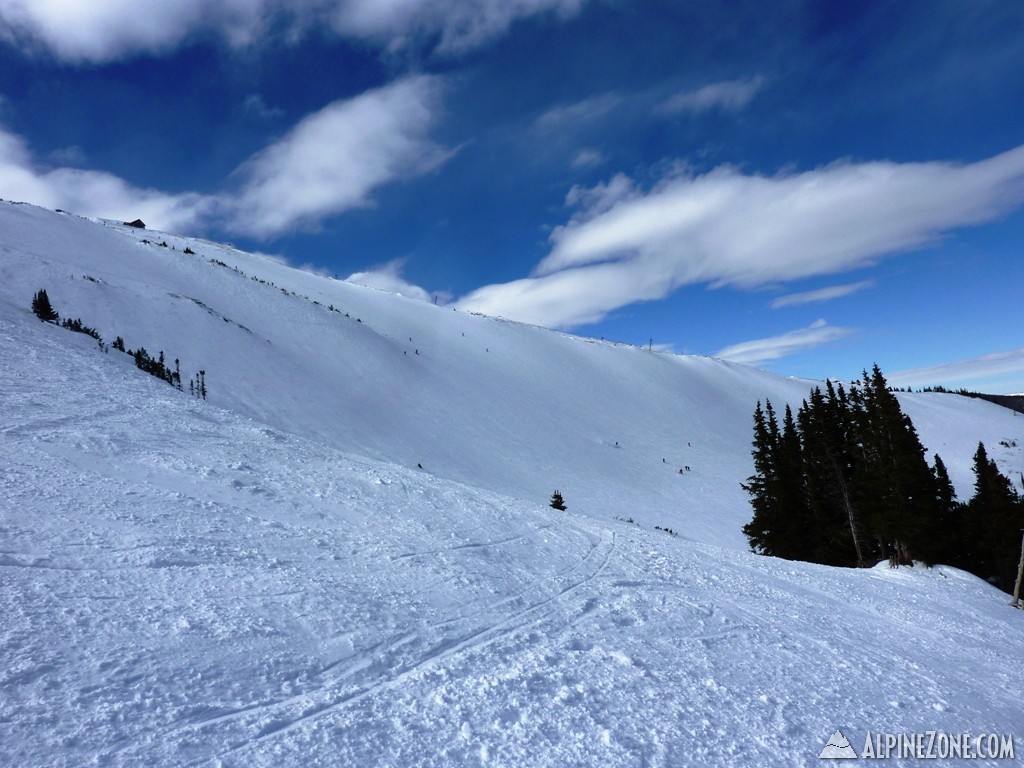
2, 201, 1023, 766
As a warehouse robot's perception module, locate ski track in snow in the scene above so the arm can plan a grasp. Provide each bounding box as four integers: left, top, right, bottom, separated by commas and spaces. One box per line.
2, 203, 1023, 766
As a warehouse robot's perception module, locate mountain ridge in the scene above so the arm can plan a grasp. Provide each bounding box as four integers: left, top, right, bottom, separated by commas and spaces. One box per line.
3, 199, 1022, 549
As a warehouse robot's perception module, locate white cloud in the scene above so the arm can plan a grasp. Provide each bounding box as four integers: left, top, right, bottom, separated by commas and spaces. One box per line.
563, 172, 638, 220
47, 145, 88, 165
890, 349, 1024, 391
571, 148, 605, 169
770, 280, 874, 309
458, 144, 1024, 328
242, 94, 284, 122
225, 75, 450, 237
534, 93, 622, 133
0, 0, 591, 62
326, 0, 587, 55
661, 76, 765, 115
0, 0, 264, 62
346, 258, 439, 302
0, 76, 451, 237
0, 125, 213, 231
715, 319, 855, 365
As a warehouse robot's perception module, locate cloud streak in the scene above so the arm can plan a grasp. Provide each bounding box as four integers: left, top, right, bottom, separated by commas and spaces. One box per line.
0, 0, 263, 62
346, 258, 439, 303
715, 319, 854, 365
225, 75, 450, 237
0, 0, 591, 62
660, 76, 765, 115
0, 125, 214, 230
0, 76, 450, 238
770, 280, 874, 308
457, 144, 1024, 327
325, 0, 587, 56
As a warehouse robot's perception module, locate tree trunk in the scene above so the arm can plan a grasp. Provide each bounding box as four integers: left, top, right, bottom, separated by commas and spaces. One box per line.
828, 449, 865, 567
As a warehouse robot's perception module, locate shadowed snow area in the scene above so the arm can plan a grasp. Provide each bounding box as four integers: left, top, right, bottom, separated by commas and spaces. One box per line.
1, 202, 1022, 766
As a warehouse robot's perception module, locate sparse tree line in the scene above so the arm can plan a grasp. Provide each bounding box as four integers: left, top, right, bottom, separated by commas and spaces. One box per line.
894, 384, 1024, 415
32, 288, 206, 399
742, 365, 1024, 593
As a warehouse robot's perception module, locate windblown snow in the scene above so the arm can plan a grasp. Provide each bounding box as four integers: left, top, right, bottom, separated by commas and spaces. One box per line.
1, 201, 1022, 766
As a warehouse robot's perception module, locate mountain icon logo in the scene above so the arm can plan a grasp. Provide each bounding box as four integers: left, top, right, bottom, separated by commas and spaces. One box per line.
819, 729, 858, 759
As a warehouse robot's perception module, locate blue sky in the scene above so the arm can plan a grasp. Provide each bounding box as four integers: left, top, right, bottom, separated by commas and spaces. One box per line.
2, 0, 1023, 392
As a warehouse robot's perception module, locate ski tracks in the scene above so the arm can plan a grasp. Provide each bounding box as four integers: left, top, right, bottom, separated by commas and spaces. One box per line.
128, 524, 618, 766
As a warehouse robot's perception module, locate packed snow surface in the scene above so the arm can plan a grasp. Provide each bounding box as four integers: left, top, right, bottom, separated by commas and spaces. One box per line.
2, 202, 1023, 766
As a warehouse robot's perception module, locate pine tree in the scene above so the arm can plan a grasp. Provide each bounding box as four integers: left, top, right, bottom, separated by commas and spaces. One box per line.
742, 365, 946, 569
798, 385, 865, 566
852, 365, 937, 566
916, 453, 961, 567
775, 404, 815, 560
741, 401, 779, 555
549, 490, 567, 511
31, 289, 59, 323
963, 442, 1024, 591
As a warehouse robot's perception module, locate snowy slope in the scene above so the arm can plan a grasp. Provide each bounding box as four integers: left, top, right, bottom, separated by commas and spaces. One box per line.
3, 295, 1023, 768
1, 201, 1021, 553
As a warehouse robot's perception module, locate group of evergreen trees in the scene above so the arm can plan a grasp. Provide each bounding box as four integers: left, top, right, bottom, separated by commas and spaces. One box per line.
742, 365, 1024, 592
32, 288, 206, 400
34, 289, 103, 344
32, 289, 59, 323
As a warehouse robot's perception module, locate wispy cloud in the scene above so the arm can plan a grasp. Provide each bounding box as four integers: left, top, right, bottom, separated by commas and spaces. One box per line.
533, 93, 622, 133
0, 76, 451, 238
660, 76, 765, 115
0, 0, 593, 62
0, 124, 214, 231
326, 0, 590, 56
715, 319, 854, 365
571, 148, 606, 169
346, 258, 442, 303
770, 280, 874, 308
225, 75, 451, 237
457, 144, 1024, 328
890, 348, 1024, 390
241, 94, 285, 122
0, 0, 263, 63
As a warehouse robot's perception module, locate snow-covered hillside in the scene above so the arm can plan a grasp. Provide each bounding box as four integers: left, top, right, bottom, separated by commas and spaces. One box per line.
2, 201, 1023, 766
1, 202, 1020, 548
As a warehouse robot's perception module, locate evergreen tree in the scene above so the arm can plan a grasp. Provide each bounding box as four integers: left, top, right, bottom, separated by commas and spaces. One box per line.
31, 289, 59, 322
852, 365, 937, 566
742, 365, 951, 570
916, 454, 961, 566
741, 401, 779, 555
775, 404, 815, 560
963, 443, 1024, 591
798, 385, 865, 566
549, 490, 567, 511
